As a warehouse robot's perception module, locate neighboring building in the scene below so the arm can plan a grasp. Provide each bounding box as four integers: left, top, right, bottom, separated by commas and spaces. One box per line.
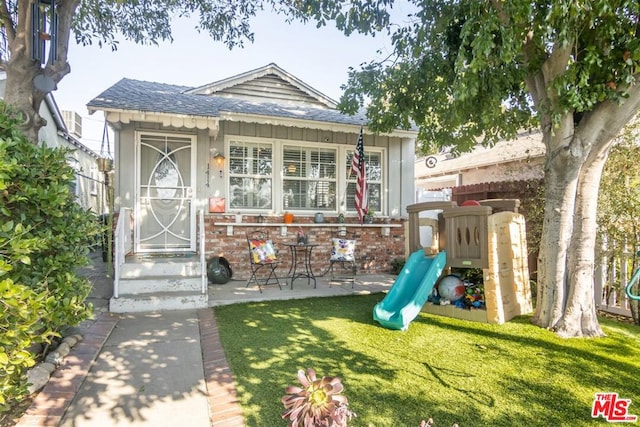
414, 131, 546, 284
61, 110, 83, 139
1, 72, 107, 215
415, 131, 546, 191
87, 63, 417, 279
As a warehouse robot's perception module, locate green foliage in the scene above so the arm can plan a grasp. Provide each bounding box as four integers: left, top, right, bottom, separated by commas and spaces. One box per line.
390, 257, 405, 275
597, 123, 640, 246
338, 0, 640, 154
0, 279, 46, 410
215, 295, 640, 426
0, 102, 100, 411
597, 119, 640, 324
71, 0, 391, 50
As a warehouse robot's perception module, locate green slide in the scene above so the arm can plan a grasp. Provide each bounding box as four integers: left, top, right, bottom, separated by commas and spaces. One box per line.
373, 250, 447, 330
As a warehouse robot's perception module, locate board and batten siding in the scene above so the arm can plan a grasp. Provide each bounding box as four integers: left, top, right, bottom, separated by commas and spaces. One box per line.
209, 75, 326, 106
114, 119, 414, 222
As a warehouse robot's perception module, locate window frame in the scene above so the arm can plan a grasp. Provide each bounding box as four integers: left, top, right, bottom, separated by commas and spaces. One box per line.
227, 138, 276, 211
224, 135, 386, 216
282, 144, 338, 211
345, 147, 385, 216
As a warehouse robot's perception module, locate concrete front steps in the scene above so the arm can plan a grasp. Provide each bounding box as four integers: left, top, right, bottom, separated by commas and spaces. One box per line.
110, 255, 208, 313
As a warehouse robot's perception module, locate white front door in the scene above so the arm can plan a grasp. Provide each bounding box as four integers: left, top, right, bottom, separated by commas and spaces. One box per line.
136, 132, 196, 253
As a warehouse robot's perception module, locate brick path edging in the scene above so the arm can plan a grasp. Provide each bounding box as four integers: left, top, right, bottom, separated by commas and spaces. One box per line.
15, 313, 118, 427
16, 310, 244, 427
198, 308, 246, 427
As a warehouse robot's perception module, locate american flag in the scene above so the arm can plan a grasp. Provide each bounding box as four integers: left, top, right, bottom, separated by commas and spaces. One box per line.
351, 128, 368, 224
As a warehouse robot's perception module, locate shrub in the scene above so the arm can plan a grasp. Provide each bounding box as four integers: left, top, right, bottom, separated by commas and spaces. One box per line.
391, 257, 406, 275
0, 102, 100, 411
0, 278, 46, 410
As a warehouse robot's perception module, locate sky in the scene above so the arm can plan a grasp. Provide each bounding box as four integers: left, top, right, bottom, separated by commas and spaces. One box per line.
53, 4, 415, 153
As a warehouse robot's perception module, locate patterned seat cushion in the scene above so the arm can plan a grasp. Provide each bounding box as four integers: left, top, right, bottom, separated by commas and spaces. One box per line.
250, 239, 277, 263
330, 238, 355, 262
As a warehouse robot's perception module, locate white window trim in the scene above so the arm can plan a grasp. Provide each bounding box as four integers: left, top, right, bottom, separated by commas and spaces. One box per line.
90, 167, 98, 195
224, 135, 386, 216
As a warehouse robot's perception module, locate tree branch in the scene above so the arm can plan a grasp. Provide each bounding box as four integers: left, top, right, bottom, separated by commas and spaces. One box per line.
44, 0, 81, 83
0, 0, 15, 43
578, 76, 640, 148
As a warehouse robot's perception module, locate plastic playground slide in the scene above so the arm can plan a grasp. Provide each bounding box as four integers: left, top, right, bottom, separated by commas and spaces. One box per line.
373, 250, 447, 330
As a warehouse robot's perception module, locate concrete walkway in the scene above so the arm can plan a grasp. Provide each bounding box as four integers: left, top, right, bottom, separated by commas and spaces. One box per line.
16, 255, 395, 427
58, 311, 211, 427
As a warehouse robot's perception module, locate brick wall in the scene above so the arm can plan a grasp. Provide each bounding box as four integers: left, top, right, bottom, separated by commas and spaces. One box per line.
202, 214, 406, 280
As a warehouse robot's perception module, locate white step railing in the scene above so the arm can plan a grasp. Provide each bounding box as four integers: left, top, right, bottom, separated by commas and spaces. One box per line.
198, 209, 206, 294
113, 207, 132, 299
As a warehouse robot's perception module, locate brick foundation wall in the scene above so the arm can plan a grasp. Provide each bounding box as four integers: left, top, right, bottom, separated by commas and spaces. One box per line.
202, 214, 406, 280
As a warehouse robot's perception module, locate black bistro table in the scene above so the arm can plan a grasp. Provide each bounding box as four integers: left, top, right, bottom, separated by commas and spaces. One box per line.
284, 242, 318, 289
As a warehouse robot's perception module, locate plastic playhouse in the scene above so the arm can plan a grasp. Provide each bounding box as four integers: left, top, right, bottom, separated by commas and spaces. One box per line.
373, 199, 533, 330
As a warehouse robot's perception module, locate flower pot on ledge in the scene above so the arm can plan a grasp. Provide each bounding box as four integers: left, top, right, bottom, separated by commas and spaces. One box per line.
284, 212, 294, 224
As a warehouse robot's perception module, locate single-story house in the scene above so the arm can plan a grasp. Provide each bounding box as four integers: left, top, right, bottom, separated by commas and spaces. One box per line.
87, 63, 417, 311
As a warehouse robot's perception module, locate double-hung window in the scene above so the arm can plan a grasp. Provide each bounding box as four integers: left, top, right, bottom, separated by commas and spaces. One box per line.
282, 146, 337, 210
228, 140, 273, 209
226, 138, 384, 214
346, 150, 382, 214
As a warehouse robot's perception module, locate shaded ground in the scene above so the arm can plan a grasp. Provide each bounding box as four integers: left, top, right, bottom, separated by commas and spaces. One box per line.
0, 251, 112, 427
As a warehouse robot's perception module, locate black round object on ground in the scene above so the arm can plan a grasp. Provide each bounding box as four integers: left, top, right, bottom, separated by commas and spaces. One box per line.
207, 256, 232, 284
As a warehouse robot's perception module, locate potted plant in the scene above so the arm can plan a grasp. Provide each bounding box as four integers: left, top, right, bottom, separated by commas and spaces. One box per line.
296, 227, 308, 245
97, 156, 113, 172
284, 211, 294, 224
364, 209, 374, 224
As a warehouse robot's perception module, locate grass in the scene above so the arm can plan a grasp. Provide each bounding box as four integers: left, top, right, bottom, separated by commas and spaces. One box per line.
214, 294, 640, 427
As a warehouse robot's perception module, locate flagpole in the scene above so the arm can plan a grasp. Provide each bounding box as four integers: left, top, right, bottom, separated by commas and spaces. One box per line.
342, 129, 358, 215
351, 127, 368, 225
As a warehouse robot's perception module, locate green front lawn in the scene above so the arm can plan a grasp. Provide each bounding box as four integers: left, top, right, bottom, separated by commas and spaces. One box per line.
214, 294, 640, 426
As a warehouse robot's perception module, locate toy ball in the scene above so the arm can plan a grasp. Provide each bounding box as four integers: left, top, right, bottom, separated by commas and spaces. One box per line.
437, 275, 466, 301
461, 200, 481, 207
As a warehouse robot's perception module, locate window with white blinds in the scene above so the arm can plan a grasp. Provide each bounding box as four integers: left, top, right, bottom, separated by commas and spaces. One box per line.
345, 150, 382, 214
282, 146, 337, 210
226, 139, 384, 214
228, 141, 274, 209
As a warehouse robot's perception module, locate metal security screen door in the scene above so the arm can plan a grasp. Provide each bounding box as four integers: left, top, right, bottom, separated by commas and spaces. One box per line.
136, 133, 196, 252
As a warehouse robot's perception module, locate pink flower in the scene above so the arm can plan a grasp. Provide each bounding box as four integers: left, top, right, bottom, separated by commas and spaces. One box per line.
282, 368, 355, 427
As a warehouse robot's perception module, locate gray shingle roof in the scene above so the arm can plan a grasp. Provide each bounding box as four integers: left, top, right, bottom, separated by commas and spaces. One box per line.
87, 78, 371, 127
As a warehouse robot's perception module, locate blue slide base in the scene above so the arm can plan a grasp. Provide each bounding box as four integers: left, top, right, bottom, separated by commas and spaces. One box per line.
373, 250, 446, 330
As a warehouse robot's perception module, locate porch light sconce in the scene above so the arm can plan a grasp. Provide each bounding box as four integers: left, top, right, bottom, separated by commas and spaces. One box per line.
213, 153, 225, 178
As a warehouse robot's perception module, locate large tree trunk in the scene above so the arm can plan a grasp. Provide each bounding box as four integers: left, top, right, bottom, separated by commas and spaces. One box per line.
533, 116, 583, 330
2, 0, 79, 143
4, 57, 46, 143
556, 140, 612, 337
534, 95, 640, 337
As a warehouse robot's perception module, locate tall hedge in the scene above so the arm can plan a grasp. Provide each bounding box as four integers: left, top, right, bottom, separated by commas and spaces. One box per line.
0, 101, 100, 410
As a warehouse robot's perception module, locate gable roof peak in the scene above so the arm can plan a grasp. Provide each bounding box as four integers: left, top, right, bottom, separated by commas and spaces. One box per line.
185, 63, 338, 108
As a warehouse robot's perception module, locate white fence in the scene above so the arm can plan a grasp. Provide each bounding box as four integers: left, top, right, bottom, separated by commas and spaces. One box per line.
594, 249, 638, 317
